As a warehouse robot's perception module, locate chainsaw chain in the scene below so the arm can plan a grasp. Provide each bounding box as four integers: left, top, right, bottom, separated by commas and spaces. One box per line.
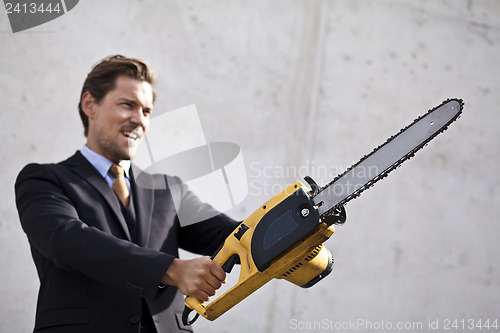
317, 98, 464, 219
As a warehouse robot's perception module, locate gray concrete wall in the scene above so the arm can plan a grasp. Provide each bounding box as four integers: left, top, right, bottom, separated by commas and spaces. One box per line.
1, 1, 499, 332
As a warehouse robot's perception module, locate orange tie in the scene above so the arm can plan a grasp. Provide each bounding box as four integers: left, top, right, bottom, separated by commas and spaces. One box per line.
109, 164, 130, 209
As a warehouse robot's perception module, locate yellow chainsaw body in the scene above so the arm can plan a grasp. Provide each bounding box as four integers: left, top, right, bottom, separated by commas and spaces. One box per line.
185, 181, 335, 321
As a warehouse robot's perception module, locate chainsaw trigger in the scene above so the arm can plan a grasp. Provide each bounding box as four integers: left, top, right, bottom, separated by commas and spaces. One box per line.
222, 254, 240, 273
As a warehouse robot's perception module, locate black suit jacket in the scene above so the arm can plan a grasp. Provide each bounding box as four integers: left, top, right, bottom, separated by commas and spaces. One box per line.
15, 152, 238, 333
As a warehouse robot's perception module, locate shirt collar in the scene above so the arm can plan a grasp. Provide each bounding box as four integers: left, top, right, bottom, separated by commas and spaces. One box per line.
80, 145, 131, 178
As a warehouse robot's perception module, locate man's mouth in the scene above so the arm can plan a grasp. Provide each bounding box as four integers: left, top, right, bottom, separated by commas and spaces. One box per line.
122, 130, 140, 141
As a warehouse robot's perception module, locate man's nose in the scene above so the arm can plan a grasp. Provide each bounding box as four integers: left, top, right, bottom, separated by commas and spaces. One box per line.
130, 108, 147, 128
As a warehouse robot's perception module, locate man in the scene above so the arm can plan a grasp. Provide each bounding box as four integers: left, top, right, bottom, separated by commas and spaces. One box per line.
15, 55, 239, 333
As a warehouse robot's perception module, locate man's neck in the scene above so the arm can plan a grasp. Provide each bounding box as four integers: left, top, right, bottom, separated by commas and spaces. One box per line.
80, 145, 131, 178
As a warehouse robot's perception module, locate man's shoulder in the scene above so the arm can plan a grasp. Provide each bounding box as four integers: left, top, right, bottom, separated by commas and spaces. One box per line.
16, 152, 85, 182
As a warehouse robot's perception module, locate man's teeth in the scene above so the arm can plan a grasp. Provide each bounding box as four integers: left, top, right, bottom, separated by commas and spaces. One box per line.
122, 131, 138, 140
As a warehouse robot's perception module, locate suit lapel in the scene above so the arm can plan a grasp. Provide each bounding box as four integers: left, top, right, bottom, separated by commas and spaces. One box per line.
64, 152, 133, 242
130, 167, 153, 247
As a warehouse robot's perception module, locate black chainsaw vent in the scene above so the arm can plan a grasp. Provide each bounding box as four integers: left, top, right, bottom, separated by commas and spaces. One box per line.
282, 262, 304, 277
304, 245, 322, 262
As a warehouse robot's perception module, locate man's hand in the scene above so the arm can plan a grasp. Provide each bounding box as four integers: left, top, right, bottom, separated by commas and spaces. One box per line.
162, 257, 226, 301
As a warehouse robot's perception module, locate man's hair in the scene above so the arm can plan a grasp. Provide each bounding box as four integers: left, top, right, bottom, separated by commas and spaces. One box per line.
78, 55, 156, 137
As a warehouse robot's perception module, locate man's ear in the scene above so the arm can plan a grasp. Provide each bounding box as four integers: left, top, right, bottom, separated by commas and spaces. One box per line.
81, 91, 96, 119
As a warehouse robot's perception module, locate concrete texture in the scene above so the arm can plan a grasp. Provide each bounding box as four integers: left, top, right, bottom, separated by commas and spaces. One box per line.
1, 0, 499, 332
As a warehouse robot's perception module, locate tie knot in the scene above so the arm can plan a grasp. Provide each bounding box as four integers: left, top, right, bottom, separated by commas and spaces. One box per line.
109, 164, 124, 178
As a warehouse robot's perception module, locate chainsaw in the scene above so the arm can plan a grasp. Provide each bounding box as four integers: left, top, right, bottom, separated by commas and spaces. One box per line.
182, 98, 463, 325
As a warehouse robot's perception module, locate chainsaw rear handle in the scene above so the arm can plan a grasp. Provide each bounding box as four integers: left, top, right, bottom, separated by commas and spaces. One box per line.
182, 248, 238, 325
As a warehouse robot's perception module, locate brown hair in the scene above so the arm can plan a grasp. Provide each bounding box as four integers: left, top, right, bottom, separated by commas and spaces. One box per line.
78, 55, 156, 136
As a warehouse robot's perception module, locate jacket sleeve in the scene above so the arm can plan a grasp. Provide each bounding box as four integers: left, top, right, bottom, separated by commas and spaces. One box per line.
15, 163, 172, 300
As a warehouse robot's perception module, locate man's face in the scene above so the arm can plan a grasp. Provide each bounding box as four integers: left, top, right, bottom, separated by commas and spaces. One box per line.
84, 76, 153, 163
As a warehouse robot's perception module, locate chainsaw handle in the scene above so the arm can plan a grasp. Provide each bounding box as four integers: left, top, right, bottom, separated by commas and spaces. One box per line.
182, 240, 242, 326
182, 306, 199, 325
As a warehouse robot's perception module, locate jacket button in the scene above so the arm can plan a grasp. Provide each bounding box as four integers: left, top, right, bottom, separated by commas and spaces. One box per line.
130, 316, 140, 324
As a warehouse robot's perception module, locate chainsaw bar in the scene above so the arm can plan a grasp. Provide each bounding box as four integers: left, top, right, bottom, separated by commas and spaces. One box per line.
313, 98, 463, 219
